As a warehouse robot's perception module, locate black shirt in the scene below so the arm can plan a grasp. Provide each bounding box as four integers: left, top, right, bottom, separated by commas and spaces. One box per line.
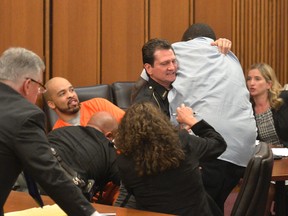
133, 78, 170, 117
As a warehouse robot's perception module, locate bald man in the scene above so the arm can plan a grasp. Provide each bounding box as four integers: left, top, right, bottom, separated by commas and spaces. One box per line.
47, 112, 120, 204
44, 77, 124, 130
87, 111, 118, 141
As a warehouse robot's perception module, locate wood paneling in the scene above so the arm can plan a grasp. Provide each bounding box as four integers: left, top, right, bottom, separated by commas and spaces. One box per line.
194, 0, 233, 40
101, 0, 145, 84
52, 0, 100, 86
44, 0, 51, 83
0, 0, 287, 86
0, 0, 44, 107
0, 0, 44, 58
232, 0, 288, 85
149, 0, 192, 43
101, 0, 193, 84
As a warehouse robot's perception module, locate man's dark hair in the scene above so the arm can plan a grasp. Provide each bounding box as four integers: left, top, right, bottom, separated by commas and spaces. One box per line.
181, 23, 216, 41
142, 38, 173, 66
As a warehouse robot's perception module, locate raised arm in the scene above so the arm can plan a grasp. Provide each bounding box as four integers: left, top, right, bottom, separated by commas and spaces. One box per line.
211, 38, 232, 55
176, 104, 227, 161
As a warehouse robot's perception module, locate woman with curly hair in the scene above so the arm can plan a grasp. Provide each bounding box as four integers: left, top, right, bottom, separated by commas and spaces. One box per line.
114, 102, 226, 215
247, 63, 288, 147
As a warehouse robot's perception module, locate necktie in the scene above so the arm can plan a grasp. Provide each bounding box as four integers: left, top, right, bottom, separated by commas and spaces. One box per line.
23, 171, 44, 207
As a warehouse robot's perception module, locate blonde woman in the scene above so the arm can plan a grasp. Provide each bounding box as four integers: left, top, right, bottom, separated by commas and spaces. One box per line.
246, 62, 288, 146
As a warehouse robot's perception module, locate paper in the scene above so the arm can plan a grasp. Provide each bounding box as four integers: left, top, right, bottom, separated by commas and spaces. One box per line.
5, 204, 116, 216
272, 148, 288, 157
5, 204, 66, 216
98, 214, 116, 216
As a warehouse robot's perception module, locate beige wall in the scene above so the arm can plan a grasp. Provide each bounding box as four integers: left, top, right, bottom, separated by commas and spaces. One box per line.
0, 0, 287, 86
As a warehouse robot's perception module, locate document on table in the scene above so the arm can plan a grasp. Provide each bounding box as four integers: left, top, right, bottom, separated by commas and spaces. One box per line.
5, 204, 116, 216
272, 148, 288, 157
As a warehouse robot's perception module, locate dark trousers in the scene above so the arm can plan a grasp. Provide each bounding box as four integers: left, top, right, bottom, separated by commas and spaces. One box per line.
200, 159, 245, 212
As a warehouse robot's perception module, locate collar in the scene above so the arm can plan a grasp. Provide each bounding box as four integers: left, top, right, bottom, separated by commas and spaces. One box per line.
148, 78, 170, 100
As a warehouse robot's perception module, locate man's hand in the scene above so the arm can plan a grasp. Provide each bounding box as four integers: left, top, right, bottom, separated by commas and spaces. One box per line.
176, 104, 198, 129
211, 38, 232, 55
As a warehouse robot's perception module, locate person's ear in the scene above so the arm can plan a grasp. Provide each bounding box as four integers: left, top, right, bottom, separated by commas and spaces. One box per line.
267, 80, 273, 90
47, 100, 56, 109
144, 63, 153, 76
105, 131, 114, 141
22, 79, 31, 96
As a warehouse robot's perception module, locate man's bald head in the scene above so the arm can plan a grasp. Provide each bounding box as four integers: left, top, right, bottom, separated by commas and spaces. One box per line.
44, 77, 73, 101
87, 111, 118, 139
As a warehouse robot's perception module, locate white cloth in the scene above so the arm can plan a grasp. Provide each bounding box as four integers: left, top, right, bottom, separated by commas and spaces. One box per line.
168, 37, 257, 166
91, 211, 116, 216
5, 206, 109, 216
91, 211, 101, 216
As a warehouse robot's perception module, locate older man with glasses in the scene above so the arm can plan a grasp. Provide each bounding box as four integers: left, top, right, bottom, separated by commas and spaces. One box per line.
0, 47, 101, 216
25, 77, 47, 94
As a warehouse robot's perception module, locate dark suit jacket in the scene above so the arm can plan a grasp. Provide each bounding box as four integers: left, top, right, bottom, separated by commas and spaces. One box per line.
273, 90, 288, 144
0, 82, 95, 216
47, 126, 120, 188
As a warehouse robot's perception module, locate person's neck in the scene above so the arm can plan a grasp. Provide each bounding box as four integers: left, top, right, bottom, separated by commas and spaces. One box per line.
57, 111, 80, 124
152, 79, 172, 90
253, 93, 270, 114
1, 80, 20, 92
161, 82, 172, 90
86, 124, 101, 132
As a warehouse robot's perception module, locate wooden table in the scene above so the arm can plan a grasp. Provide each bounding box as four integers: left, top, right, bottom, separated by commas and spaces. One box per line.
271, 157, 288, 216
4, 191, 174, 216
5, 158, 288, 216
271, 157, 288, 181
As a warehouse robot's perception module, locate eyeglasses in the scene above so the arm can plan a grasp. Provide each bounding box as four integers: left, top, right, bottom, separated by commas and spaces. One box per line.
26, 78, 47, 94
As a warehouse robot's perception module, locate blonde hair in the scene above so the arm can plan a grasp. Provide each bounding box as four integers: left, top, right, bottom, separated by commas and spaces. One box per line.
248, 63, 283, 110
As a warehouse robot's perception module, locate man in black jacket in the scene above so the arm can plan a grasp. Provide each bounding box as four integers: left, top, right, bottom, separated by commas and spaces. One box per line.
0, 47, 100, 216
47, 111, 120, 203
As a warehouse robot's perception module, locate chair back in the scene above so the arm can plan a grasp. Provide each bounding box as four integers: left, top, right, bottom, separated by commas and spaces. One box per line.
231, 142, 273, 216
111, 81, 135, 110
76, 84, 113, 102
43, 84, 113, 131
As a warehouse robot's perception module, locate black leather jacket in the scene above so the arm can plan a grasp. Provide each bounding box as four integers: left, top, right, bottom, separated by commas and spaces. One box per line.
132, 78, 171, 117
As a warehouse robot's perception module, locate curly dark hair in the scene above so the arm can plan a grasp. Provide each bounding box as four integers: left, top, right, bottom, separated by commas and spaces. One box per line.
115, 102, 185, 177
